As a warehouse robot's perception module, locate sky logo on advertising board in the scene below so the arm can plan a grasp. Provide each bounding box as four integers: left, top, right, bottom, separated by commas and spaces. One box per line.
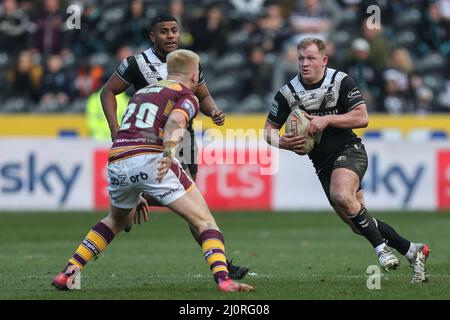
363, 154, 425, 206
0, 153, 82, 204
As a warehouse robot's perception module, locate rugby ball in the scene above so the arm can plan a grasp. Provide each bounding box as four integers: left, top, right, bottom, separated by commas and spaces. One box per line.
285, 109, 315, 154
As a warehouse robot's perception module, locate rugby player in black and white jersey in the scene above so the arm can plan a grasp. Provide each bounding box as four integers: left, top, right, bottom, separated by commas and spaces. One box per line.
100, 15, 249, 280
264, 37, 429, 283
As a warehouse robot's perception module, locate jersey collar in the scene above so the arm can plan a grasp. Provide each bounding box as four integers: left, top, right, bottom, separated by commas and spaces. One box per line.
298, 68, 328, 90
151, 46, 167, 63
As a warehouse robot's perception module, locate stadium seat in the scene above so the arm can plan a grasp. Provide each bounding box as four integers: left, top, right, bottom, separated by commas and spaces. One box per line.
393, 8, 421, 28
213, 52, 245, 73
1, 98, 31, 113
391, 30, 416, 48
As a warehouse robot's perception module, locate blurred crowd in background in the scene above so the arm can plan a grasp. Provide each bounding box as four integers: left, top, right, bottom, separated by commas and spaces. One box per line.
0, 0, 449, 114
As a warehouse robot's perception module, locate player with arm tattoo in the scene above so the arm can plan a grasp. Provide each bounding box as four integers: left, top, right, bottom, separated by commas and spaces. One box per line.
100, 15, 248, 280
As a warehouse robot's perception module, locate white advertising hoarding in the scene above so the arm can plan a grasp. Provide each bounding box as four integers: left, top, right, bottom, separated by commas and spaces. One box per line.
0, 139, 100, 210
274, 141, 450, 211
1, 138, 449, 211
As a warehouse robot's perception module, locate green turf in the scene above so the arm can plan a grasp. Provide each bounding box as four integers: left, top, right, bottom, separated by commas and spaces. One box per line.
0, 211, 449, 300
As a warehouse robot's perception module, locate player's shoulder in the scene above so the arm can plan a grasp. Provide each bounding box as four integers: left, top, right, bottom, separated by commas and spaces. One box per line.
326, 67, 348, 83
328, 67, 354, 86
277, 74, 301, 101
122, 47, 160, 65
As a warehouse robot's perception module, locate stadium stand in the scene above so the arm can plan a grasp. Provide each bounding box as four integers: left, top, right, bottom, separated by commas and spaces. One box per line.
0, 0, 448, 114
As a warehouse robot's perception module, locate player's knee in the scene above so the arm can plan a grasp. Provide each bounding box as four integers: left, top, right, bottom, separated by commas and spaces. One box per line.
330, 191, 358, 213
108, 211, 131, 229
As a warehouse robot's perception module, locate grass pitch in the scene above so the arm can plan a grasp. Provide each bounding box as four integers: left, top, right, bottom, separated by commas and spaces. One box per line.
0, 211, 449, 300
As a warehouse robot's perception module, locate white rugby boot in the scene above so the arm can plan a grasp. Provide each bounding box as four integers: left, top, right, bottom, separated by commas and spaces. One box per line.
378, 247, 401, 271
409, 243, 430, 284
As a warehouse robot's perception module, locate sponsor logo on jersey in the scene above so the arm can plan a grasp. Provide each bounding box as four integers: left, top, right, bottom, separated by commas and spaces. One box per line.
110, 174, 128, 186
144, 71, 161, 79
348, 87, 362, 101
158, 185, 181, 200
270, 101, 279, 116
118, 59, 129, 75
129, 172, 149, 183
182, 100, 196, 119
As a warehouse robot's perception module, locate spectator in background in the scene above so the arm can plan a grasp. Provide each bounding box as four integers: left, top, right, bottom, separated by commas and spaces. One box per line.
34, 0, 65, 55
190, 3, 228, 56
414, 86, 434, 114
230, 0, 265, 18
7, 50, 43, 102
417, 1, 450, 57
289, 0, 332, 42
68, 1, 104, 57
241, 46, 273, 101
169, 0, 194, 48
437, 64, 450, 111
39, 54, 70, 111
382, 47, 418, 113
0, 0, 33, 55
361, 18, 389, 73
18, 0, 35, 16
272, 44, 298, 92
383, 72, 411, 114
345, 38, 380, 112
74, 62, 104, 98
250, 3, 292, 53
122, 0, 148, 50
325, 38, 341, 70
0, 54, 9, 101
105, 45, 133, 77
437, 0, 450, 21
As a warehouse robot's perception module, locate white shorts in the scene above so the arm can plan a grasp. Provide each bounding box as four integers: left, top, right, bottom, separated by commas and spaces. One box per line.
107, 154, 194, 208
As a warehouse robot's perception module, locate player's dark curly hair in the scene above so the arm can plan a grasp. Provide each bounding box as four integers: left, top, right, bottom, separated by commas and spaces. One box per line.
150, 14, 179, 31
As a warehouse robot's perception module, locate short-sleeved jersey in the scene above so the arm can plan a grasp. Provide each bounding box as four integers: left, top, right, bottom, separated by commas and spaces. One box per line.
267, 68, 365, 171
109, 80, 199, 163
115, 46, 205, 91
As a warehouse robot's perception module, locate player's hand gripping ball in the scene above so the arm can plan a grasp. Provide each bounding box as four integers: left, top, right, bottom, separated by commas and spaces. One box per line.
285, 109, 315, 154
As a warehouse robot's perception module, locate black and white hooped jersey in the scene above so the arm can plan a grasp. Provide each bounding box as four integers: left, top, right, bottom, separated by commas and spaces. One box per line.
267, 68, 365, 171
115, 47, 205, 91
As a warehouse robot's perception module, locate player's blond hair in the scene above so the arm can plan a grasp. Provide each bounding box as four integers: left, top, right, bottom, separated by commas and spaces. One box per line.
167, 49, 199, 76
297, 37, 326, 55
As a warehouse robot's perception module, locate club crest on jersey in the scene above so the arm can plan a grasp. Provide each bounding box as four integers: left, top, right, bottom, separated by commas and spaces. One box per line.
324, 90, 335, 102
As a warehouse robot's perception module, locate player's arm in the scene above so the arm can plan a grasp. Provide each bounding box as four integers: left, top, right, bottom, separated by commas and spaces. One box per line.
195, 82, 225, 126
157, 97, 198, 182
100, 74, 130, 141
100, 57, 136, 141
305, 76, 368, 137
263, 91, 307, 154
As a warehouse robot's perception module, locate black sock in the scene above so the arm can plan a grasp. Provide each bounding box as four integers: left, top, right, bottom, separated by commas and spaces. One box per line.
349, 207, 384, 248
374, 219, 411, 255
